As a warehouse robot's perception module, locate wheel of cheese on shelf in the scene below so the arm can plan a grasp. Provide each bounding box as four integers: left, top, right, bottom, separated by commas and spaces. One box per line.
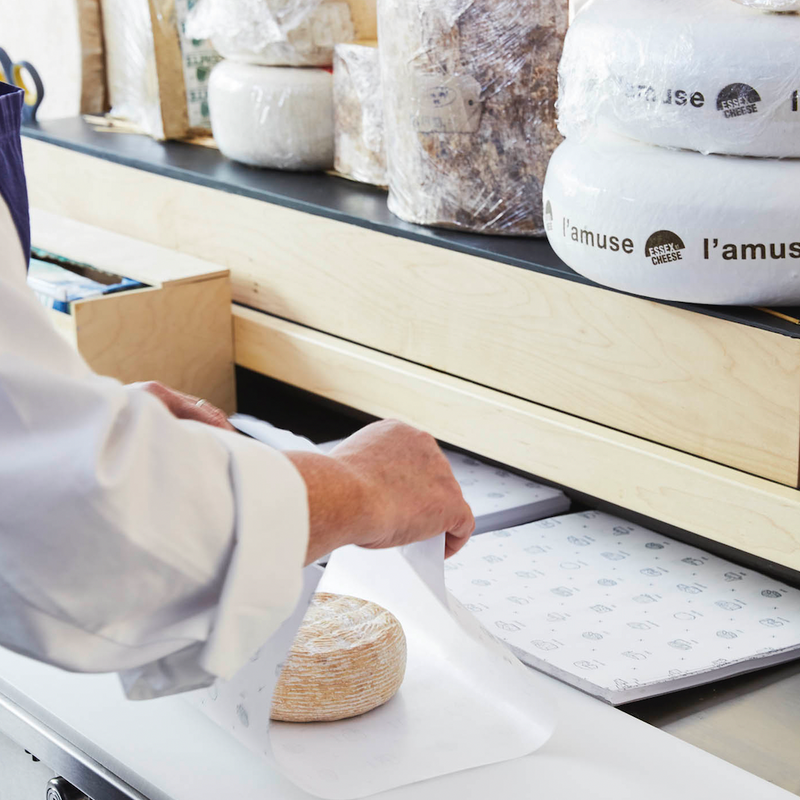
542, 135, 800, 306
271, 593, 407, 723
333, 42, 386, 186
379, 0, 567, 236
188, 0, 375, 67
209, 61, 334, 171
558, 0, 800, 157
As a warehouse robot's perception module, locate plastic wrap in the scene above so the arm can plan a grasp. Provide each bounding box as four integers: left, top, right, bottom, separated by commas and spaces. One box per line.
542, 134, 800, 306
730, 0, 800, 9
558, 0, 800, 158
379, 0, 568, 237
101, 0, 220, 139
187, 0, 376, 66
333, 43, 386, 185
209, 60, 334, 170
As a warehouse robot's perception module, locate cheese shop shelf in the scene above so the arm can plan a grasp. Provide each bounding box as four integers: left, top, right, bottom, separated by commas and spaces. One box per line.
20, 118, 800, 488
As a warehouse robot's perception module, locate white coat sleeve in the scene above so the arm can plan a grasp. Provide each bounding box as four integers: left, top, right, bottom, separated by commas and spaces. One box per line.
0, 200, 309, 697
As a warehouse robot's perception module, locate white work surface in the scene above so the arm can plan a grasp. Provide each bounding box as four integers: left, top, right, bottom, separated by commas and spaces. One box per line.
0, 645, 792, 800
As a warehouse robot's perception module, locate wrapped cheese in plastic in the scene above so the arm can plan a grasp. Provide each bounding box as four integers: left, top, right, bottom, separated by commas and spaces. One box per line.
379, 0, 568, 237
101, 0, 220, 140
333, 42, 386, 186
187, 0, 376, 67
542, 134, 800, 306
558, 0, 800, 158
209, 61, 334, 170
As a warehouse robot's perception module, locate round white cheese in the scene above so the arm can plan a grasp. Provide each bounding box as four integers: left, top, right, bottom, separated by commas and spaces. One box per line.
209, 61, 334, 170
558, 0, 800, 157
542, 135, 800, 306
271, 593, 407, 723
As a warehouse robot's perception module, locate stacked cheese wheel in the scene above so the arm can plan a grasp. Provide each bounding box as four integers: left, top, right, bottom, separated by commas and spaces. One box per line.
271, 593, 407, 723
545, 0, 800, 305
192, 0, 377, 171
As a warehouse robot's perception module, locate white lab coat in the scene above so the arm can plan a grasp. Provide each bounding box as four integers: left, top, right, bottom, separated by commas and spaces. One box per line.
0, 196, 310, 698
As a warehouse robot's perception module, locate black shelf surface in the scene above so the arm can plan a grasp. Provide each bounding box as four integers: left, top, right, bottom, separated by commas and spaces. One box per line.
23, 117, 800, 339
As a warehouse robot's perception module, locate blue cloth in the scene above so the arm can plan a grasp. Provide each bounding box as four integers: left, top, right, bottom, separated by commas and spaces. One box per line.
0, 82, 30, 266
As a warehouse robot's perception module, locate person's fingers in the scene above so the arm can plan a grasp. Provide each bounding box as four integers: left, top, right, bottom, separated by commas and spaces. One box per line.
444, 505, 475, 558
138, 382, 235, 431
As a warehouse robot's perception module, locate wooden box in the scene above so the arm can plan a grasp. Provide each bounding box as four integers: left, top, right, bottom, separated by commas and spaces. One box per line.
31, 210, 236, 413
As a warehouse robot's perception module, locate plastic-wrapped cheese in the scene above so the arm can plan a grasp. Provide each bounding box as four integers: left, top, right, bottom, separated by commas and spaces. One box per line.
333, 42, 386, 186
730, 0, 800, 9
188, 0, 376, 67
379, 0, 567, 236
209, 61, 334, 170
558, 0, 800, 157
542, 135, 800, 306
271, 593, 407, 723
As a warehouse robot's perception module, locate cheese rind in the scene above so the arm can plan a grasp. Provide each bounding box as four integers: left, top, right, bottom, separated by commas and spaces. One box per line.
379, 0, 567, 236
558, 0, 800, 157
333, 43, 386, 186
208, 61, 334, 170
271, 593, 407, 723
542, 135, 800, 306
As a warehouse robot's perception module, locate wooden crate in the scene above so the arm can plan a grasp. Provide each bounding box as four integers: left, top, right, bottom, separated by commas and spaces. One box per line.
31, 210, 236, 413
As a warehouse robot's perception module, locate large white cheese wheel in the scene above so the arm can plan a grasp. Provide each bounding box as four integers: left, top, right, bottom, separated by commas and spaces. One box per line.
558, 0, 800, 157
333, 42, 386, 186
379, 0, 567, 236
542, 135, 800, 306
271, 593, 407, 723
209, 61, 334, 170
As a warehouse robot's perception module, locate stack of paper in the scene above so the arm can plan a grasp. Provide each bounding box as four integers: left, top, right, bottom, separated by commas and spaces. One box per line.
445, 510, 800, 704
319, 440, 570, 534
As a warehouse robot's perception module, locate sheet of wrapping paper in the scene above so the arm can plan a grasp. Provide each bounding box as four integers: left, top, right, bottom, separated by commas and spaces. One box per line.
269, 535, 556, 799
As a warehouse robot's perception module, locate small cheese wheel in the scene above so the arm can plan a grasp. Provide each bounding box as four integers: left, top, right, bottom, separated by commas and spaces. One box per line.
333, 42, 386, 186
209, 61, 334, 171
558, 0, 800, 157
271, 593, 407, 723
542, 135, 800, 306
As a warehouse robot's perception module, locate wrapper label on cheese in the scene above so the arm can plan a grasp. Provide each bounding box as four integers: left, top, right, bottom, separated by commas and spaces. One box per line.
379, 0, 567, 236
542, 134, 800, 306
558, 0, 800, 157
209, 61, 334, 170
271, 593, 407, 723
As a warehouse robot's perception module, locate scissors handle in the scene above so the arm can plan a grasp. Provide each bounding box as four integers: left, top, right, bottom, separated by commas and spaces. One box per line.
14, 60, 45, 123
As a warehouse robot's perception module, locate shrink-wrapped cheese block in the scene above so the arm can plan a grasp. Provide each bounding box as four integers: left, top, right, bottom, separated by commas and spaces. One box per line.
558, 0, 800, 158
271, 593, 407, 722
187, 0, 376, 67
379, 0, 568, 236
209, 61, 334, 170
101, 0, 220, 140
543, 134, 800, 306
333, 42, 386, 186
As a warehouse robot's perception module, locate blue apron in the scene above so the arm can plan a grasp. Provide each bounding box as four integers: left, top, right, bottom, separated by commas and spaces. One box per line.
0, 82, 30, 266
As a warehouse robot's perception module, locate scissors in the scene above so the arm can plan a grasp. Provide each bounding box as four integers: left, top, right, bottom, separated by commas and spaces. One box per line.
0, 47, 45, 123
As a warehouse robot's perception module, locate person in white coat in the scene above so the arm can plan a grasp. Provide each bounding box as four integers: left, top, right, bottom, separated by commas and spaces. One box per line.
0, 82, 474, 699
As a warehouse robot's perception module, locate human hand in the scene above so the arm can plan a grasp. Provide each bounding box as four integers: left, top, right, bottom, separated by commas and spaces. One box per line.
136, 381, 235, 432
328, 420, 475, 558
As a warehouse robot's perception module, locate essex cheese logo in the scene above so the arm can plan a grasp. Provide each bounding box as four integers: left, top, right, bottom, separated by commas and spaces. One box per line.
645, 230, 685, 265
716, 83, 761, 119
544, 200, 554, 232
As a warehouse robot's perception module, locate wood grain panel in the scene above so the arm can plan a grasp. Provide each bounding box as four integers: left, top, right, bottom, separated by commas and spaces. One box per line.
24, 138, 800, 485
234, 306, 800, 573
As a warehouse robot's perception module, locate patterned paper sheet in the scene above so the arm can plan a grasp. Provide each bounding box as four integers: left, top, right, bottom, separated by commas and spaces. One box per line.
444, 510, 800, 703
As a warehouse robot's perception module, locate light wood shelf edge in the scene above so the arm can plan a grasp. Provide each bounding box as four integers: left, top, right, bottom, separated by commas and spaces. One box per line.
233, 305, 800, 573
